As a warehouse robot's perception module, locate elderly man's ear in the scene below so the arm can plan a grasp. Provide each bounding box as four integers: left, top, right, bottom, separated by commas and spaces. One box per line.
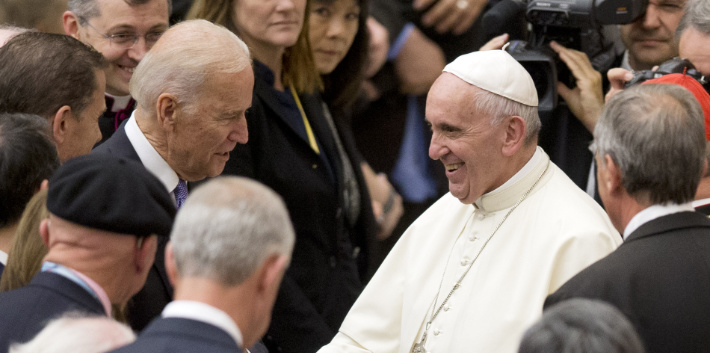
156, 93, 179, 129
501, 115, 527, 157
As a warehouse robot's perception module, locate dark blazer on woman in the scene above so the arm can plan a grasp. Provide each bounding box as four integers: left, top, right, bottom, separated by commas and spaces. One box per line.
221, 61, 377, 353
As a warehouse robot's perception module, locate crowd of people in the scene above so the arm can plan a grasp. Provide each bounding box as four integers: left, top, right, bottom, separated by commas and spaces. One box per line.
0, 0, 709, 352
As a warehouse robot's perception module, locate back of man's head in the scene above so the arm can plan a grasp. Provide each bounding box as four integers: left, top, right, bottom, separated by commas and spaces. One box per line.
0, 32, 107, 120
9, 312, 135, 353
519, 299, 645, 353
595, 84, 706, 205
130, 19, 250, 113
170, 177, 295, 286
0, 113, 59, 228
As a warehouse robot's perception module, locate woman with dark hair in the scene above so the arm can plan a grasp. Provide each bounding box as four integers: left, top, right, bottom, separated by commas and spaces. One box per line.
188, 1, 378, 353
309, 0, 403, 242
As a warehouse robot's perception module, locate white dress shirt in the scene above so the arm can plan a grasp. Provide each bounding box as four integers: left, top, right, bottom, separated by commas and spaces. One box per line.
162, 300, 244, 349
623, 203, 695, 240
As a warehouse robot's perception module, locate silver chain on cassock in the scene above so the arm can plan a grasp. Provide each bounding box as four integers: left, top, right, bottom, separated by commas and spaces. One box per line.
411, 161, 550, 353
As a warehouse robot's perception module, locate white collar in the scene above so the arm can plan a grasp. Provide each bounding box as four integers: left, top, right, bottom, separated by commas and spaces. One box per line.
623, 202, 694, 240
692, 198, 710, 208
493, 147, 542, 192
124, 113, 179, 200
105, 93, 133, 112
162, 300, 243, 348
0, 250, 7, 265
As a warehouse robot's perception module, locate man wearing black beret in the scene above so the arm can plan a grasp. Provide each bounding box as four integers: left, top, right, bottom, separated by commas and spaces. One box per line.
0, 154, 176, 353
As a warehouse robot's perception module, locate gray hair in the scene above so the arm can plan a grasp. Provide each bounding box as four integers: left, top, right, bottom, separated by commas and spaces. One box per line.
473, 88, 541, 145
171, 177, 295, 286
9, 312, 136, 353
676, 0, 710, 40
593, 84, 706, 205
519, 299, 646, 353
130, 19, 251, 113
68, 0, 173, 25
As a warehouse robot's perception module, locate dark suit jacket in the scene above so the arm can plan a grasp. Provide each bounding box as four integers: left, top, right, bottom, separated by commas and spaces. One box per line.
222, 61, 376, 353
92, 123, 173, 332
0, 272, 106, 352
109, 318, 241, 353
545, 211, 710, 353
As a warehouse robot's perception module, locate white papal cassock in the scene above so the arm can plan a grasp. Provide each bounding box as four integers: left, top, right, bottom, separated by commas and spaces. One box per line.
318, 148, 620, 353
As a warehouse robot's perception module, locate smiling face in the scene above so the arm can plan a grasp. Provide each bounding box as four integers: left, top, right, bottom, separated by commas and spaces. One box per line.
426, 74, 509, 204
308, 0, 360, 74
620, 0, 686, 70
165, 68, 254, 181
71, 0, 169, 96
232, 0, 306, 57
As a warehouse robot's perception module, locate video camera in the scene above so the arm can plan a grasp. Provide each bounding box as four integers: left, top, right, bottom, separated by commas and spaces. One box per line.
486, 0, 648, 115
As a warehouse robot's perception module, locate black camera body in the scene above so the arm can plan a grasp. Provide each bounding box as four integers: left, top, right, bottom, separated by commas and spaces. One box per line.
626, 57, 708, 89
498, 0, 647, 115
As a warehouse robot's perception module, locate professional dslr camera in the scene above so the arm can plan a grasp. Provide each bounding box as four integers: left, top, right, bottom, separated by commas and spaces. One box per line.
485, 0, 647, 115
626, 57, 709, 92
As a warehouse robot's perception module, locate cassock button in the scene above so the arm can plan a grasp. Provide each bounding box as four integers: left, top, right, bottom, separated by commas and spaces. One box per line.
443, 305, 451, 311
460, 257, 470, 266
469, 236, 478, 242
433, 330, 441, 336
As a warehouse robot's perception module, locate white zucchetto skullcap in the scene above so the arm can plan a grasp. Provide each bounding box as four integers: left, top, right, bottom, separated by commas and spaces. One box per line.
443, 50, 538, 107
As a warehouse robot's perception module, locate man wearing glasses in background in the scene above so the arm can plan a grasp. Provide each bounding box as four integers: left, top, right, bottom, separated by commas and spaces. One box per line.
63, 0, 171, 145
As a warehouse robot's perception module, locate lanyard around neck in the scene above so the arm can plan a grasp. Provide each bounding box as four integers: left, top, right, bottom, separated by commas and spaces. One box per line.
289, 85, 320, 155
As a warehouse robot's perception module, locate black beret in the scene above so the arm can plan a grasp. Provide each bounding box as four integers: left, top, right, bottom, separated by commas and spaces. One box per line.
47, 154, 176, 237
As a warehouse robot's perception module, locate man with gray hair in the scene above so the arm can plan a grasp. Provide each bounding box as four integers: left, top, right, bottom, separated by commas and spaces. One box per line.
318, 50, 619, 353
63, 0, 171, 144
111, 177, 295, 353
519, 299, 645, 353
545, 84, 710, 353
93, 18, 253, 331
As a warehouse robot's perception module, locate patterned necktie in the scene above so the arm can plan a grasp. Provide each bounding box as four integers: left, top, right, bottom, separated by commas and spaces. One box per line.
174, 179, 188, 209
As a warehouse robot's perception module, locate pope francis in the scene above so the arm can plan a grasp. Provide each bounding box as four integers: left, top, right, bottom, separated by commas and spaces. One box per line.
317, 50, 621, 353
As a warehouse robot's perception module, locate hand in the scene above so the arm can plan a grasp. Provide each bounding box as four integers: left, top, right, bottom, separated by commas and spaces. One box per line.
365, 17, 390, 78
479, 33, 509, 51
394, 27, 445, 95
605, 68, 634, 103
550, 41, 604, 133
373, 174, 403, 240
413, 0, 487, 35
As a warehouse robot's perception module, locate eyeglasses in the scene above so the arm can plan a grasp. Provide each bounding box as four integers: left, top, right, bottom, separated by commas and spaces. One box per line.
79, 17, 165, 49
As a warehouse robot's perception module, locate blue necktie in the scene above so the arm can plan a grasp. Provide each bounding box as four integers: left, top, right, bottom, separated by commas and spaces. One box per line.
174, 179, 188, 209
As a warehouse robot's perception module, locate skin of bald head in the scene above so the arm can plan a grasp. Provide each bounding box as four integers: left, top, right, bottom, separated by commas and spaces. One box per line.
39, 215, 158, 305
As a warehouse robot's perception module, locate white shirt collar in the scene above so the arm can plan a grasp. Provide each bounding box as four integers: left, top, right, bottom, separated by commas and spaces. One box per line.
162, 300, 243, 348
491, 147, 542, 192
0, 250, 7, 265
124, 113, 179, 200
623, 202, 694, 240
692, 198, 710, 208
621, 50, 633, 71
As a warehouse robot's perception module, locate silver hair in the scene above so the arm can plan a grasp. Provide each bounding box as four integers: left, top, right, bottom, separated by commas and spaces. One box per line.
68, 0, 173, 25
676, 0, 710, 39
129, 19, 251, 114
170, 177, 295, 286
519, 299, 645, 353
9, 312, 136, 353
593, 84, 706, 205
473, 88, 541, 145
